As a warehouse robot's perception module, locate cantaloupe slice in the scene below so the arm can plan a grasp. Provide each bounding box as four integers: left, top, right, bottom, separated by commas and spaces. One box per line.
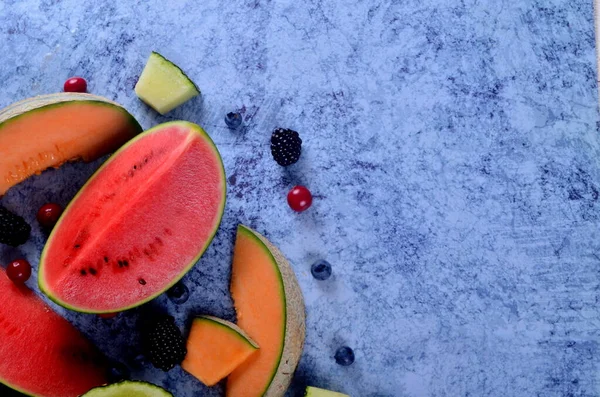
0, 93, 142, 195
182, 315, 258, 386
305, 386, 350, 397
227, 225, 306, 397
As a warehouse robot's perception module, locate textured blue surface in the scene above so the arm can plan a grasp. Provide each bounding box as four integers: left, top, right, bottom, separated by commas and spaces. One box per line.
0, 1, 599, 396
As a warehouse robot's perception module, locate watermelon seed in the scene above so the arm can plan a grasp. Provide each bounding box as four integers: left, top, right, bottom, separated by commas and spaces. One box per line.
138, 278, 146, 285
74, 244, 80, 249
117, 260, 123, 268
80, 269, 87, 276
104, 256, 109, 263
89, 268, 97, 275
133, 165, 137, 169
123, 260, 129, 267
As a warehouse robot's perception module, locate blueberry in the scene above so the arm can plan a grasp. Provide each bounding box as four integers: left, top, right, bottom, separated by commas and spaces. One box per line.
133, 354, 149, 368
107, 361, 130, 382
166, 281, 189, 304
225, 112, 242, 129
311, 260, 332, 281
334, 346, 355, 366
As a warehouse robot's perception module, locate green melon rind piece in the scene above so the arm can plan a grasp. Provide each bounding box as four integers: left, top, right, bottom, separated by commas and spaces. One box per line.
135, 51, 200, 115
38, 120, 226, 313
82, 381, 173, 397
304, 386, 350, 397
231, 225, 306, 397
193, 315, 259, 349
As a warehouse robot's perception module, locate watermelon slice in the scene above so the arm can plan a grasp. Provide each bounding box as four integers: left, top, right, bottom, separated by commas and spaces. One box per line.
0, 268, 107, 397
39, 121, 226, 313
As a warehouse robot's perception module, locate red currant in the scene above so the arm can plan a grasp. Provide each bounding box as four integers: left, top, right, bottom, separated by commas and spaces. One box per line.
6, 259, 32, 284
37, 203, 63, 229
287, 186, 313, 212
63, 77, 87, 93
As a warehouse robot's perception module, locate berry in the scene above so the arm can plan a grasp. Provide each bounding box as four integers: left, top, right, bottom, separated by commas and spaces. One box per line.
271, 128, 302, 166
311, 260, 332, 281
37, 203, 63, 229
142, 315, 186, 371
107, 361, 130, 383
334, 346, 355, 366
6, 259, 32, 284
287, 186, 312, 212
225, 112, 242, 129
166, 282, 189, 304
0, 206, 31, 246
63, 77, 87, 93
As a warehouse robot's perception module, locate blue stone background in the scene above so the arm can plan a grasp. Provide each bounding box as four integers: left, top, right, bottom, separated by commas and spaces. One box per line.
0, 1, 599, 396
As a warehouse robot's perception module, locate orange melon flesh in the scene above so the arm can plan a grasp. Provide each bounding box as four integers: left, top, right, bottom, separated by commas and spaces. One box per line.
182, 315, 258, 387
227, 226, 287, 396
39, 121, 226, 313
0, 97, 141, 195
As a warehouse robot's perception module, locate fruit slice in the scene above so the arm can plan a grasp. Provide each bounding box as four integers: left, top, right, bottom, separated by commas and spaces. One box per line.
39, 121, 226, 313
182, 315, 259, 386
305, 386, 350, 397
82, 381, 173, 397
0, 93, 142, 196
135, 52, 200, 115
0, 267, 107, 397
227, 225, 306, 397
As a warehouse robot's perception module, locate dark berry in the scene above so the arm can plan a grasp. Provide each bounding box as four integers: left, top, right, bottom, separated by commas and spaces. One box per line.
225, 112, 242, 129
166, 282, 189, 304
271, 128, 302, 166
0, 206, 31, 246
142, 315, 186, 371
6, 259, 32, 284
107, 361, 130, 383
334, 346, 355, 366
64, 77, 87, 93
311, 260, 332, 280
287, 186, 312, 212
37, 203, 63, 229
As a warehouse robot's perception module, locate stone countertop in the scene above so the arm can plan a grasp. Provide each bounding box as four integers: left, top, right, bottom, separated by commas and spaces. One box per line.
0, 1, 599, 396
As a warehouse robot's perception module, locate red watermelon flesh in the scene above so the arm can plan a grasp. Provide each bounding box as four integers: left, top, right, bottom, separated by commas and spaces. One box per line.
0, 269, 107, 397
39, 121, 226, 313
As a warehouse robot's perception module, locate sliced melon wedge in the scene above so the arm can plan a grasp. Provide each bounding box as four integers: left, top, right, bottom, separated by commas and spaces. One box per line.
305, 386, 350, 397
0, 93, 142, 196
39, 121, 226, 313
182, 315, 258, 386
135, 52, 200, 115
227, 225, 306, 397
82, 381, 173, 397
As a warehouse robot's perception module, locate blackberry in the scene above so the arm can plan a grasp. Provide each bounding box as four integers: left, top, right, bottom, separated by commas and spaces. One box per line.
270, 128, 302, 166
0, 206, 31, 246
142, 315, 187, 371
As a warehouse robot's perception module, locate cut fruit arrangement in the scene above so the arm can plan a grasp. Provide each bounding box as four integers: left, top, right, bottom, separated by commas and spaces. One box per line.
0, 52, 351, 397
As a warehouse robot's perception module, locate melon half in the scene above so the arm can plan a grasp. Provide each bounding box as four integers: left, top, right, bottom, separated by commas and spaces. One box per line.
39, 121, 226, 313
227, 225, 306, 397
0, 93, 142, 196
